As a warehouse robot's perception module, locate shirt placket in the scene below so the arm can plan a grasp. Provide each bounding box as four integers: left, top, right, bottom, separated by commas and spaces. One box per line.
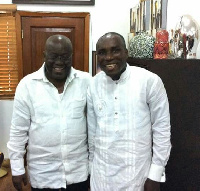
59, 94, 68, 184
114, 81, 119, 132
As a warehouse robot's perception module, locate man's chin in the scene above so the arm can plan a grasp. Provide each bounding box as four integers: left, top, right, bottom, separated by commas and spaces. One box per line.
52, 69, 70, 79
105, 72, 120, 80
53, 75, 67, 81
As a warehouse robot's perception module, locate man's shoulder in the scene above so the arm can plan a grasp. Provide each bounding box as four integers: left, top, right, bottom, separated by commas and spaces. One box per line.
128, 65, 163, 87
92, 71, 104, 80
73, 68, 91, 79
129, 65, 158, 78
21, 70, 40, 81
129, 65, 149, 73
17, 69, 42, 89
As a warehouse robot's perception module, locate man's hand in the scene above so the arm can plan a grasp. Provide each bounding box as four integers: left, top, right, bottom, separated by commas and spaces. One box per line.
12, 173, 27, 191
144, 178, 160, 191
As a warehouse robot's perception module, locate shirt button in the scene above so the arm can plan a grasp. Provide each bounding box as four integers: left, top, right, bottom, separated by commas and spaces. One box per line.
115, 97, 117, 99
115, 112, 118, 115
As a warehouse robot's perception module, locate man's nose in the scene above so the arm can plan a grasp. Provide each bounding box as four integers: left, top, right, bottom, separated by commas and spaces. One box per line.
57, 55, 63, 61
105, 52, 113, 60
55, 55, 64, 62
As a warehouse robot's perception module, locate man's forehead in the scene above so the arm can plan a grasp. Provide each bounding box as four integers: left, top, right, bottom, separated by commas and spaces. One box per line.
97, 36, 121, 48
102, 34, 119, 41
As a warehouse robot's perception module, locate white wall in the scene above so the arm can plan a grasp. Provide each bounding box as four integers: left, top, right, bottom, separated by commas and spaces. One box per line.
1, 0, 200, 158
0, 100, 13, 158
0, 0, 136, 158
167, 0, 200, 32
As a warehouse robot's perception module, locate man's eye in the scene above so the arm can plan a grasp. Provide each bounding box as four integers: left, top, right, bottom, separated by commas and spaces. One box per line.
47, 54, 70, 60
113, 49, 120, 53
47, 54, 57, 59
48, 56, 57, 60
62, 55, 69, 59
97, 51, 105, 56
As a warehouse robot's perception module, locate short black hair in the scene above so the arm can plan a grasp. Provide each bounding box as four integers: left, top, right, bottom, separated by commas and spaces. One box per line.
97, 32, 126, 49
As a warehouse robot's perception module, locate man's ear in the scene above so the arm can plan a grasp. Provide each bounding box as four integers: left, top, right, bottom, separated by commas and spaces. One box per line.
125, 48, 128, 58
43, 51, 46, 62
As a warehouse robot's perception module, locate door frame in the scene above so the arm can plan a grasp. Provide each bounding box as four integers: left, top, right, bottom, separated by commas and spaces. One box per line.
16, 11, 90, 81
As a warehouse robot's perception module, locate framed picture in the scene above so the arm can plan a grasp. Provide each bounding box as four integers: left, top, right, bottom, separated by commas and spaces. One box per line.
12, 0, 95, 5
161, 0, 168, 29
92, 51, 101, 76
130, 0, 168, 37
145, 0, 151, 34
130, 8, 135, 33
130, 5, 140, 35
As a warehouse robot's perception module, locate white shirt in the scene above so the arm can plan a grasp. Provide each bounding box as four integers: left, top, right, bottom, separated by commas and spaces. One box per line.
87, 64, 171, 191
7, 65, 91, 189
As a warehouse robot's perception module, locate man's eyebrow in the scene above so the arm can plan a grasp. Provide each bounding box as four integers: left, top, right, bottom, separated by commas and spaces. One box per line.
111, 46, 120, 49
97, 48, 105, 52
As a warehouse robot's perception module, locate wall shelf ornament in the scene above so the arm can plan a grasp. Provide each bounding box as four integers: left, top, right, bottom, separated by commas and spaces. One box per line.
129, 31, 155, 59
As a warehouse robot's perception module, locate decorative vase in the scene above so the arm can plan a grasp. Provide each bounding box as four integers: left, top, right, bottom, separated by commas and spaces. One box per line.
154, 29, 169, 59
196, 40, 200, 59
169, 15, 199, 59
129, 31, 155, 59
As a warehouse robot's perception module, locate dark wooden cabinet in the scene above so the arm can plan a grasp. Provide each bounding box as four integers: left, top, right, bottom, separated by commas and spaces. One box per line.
127, 58, 200, 190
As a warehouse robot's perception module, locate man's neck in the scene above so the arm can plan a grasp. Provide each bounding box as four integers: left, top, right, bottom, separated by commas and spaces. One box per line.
111, 65, 127, 81
51, 79, 66, 93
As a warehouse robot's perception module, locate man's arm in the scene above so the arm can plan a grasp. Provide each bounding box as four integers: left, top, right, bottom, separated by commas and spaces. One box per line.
145, 75, 171, 190
7, 81, 30, 190
87, 85, 97, 174
144, 178, 160, 191
12, 174, 27, 191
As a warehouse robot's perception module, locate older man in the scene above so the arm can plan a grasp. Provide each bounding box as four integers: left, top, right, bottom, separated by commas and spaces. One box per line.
8, 35, 91, 191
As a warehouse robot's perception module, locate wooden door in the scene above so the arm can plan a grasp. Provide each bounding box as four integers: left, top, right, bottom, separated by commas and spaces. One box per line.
16, 11, 90, 79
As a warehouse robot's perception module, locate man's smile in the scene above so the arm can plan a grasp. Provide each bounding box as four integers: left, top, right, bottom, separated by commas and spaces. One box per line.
53, 65, 66, 72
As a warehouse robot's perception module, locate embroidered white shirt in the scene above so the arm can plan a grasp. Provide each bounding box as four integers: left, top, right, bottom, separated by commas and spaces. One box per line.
7, 65, 91, 189
87, 64, 171, 191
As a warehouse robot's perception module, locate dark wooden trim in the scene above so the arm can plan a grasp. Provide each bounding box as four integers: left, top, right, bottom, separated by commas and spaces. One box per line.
15, 11, 23, 81
92, 51, 96, 76
13, 0, 95, 5
15, 11, 90, 17
84, 13, 90, 72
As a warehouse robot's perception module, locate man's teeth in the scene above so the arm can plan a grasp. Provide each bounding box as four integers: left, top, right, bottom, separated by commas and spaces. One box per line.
106, 64, 116, 69
54, 67, 65, 70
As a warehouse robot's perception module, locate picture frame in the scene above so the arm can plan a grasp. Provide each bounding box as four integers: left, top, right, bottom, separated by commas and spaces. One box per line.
130, 5, 140, 35
161, 0, 168, 29
130, 0, 168, 37
92, 51, 101, 76
130, 8, 135, 33
145, 0, 151, 34
12, 0, 95, 5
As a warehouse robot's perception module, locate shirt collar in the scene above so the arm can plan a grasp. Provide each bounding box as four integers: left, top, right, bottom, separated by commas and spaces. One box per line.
105, 63, 130, 83
31, 63, 79, 82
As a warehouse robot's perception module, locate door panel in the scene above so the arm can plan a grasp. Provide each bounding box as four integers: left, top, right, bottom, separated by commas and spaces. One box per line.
16, 11, 90, 78
31, 28, 75, 73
